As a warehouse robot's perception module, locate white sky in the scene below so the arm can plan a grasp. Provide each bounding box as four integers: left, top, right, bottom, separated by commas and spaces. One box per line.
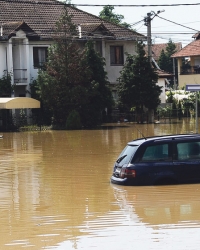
72, 0, 200, 47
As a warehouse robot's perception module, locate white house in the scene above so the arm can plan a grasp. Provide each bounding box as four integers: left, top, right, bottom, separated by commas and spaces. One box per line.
0, 0, 146, 105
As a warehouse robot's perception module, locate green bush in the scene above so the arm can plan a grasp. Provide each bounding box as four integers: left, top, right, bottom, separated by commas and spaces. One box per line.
66, 110, 82, 130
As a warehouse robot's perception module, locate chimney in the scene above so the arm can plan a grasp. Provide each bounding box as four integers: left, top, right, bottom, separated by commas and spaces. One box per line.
78, 24, 82, 39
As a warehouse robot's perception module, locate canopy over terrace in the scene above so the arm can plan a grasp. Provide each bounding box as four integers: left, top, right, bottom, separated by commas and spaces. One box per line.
0, 97, 40, 109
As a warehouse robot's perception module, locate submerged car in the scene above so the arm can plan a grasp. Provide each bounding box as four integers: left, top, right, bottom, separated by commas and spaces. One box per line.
111, 134, 200, 186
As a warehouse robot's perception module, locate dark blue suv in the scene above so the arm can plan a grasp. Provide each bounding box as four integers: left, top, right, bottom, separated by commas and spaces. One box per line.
111, 134, 200, 185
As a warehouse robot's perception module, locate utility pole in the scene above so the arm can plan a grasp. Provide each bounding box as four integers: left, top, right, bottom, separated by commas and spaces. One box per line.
144, 12, 153, 63
144, 10, 165, 63
144, 10, 165, 123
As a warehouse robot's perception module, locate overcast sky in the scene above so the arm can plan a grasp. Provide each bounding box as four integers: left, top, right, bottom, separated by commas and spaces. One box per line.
72, 0, 200, 46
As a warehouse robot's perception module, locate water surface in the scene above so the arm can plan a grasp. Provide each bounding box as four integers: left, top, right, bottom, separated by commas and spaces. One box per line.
1, 118, 200, 250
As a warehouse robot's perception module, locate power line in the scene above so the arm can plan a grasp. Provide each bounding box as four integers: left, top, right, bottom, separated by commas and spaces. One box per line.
1, 0, 200, 7
75, 3, 200, 7
157, 15, 199, 32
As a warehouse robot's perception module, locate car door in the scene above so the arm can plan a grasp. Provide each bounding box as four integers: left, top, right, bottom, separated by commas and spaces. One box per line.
172, 140, 200, 183
134, 142, 174, 185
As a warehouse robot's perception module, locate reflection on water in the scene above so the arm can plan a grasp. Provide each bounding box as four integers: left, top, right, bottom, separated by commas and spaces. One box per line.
1, 119, 200, 249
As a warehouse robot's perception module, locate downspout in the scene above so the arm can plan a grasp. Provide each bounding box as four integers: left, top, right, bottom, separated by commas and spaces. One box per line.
173, 57, 176, 89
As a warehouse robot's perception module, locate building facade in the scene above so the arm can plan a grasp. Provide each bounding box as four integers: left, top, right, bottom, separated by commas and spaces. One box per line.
0, 0, 146, 106
171, 34, 200, 88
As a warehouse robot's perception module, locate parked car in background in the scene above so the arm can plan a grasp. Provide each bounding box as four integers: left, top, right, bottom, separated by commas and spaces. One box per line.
111, 134, 200, 186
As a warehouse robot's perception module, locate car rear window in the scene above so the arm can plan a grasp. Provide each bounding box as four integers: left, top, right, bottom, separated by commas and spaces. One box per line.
116, 145, 139, 165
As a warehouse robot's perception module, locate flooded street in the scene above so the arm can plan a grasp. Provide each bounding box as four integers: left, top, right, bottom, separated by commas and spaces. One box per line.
1, 118, 200, 250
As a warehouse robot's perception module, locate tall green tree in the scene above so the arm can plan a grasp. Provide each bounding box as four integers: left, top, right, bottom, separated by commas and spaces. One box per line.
157, 49, 168, 72
32, 7, 112, 128
158, 39, 178, 87
34, 7, 90, 127
158, 39, 177, 74
117, 42, 162, 122
99, 5, 131, 29
80, 40, 113, 127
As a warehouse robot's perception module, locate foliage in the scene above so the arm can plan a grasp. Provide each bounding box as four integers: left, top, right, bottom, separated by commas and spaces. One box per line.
32, 7, 113, 128
157, 49, 168, 72
18, 109, 27, 127
158, 39, 178, 87
157, 106, 172, 118
158, 39, 177, 74
99, 5, 132, 29
33, 7, 86, 127
117, 42, 162, 120
0, 72, 12, 97
166, 90, 175, 103
66, 110, 82, 129
80, 40, 113, 127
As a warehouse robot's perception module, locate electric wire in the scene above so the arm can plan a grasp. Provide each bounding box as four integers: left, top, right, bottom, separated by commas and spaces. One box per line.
157, 15, 199, 32
73, 3, 200, 7
1, 0, 200, 7
0, 0, 199, 45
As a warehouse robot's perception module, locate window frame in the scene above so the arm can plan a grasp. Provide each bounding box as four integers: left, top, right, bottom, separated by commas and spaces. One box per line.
174, 140, 200, 161
110, 45, 124, 66
33, 47, 48, 69
139, 143, 172, 162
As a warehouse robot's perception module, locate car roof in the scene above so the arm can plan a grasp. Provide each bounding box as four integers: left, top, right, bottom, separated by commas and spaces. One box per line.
127, 134, 200, 146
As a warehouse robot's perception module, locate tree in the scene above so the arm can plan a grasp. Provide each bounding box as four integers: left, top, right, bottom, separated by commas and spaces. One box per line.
33, 6, 90, 127
158, 39, 178, 88
32, 7, 113, 128
117, 42, 162, 123
158, 39, 177, 74
0, 72, 12, 97
157, 49, 168, 72
99, 5, 131, 29
80, 40, 113, 127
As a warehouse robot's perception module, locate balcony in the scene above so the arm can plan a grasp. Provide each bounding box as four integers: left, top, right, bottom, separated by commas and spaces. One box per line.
13, 69, 27, 84
180, 65, 200, 75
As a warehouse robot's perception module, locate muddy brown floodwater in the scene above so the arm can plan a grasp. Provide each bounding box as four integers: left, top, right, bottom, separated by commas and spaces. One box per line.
1, 118, 200, 250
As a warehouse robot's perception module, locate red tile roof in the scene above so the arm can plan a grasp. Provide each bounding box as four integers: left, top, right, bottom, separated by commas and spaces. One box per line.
156, 69, 173, 78
145, 42, 182, 61
171, 39, 200, 58
192, 32, 200, 39
0, 0, 145, 41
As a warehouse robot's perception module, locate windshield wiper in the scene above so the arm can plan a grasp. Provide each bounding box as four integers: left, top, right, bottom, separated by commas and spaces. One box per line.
116, 155, 127, 163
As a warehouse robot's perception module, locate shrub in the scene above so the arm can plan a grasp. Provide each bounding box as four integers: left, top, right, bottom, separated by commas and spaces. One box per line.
66, 110, 82, 130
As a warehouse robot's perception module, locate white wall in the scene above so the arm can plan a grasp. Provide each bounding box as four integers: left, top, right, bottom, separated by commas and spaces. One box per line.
104, 40, 137, 84
29, 41, 52, 81
0, 44, 7, 76
157, 78, 166, 103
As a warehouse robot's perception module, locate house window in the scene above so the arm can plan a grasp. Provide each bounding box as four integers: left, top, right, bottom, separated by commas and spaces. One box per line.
110, 46, 124, 65
33, 47, 48, 68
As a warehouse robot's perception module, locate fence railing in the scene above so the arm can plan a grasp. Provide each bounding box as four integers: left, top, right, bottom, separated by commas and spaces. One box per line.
111, 109, 196, 123
13, 69, 27, 84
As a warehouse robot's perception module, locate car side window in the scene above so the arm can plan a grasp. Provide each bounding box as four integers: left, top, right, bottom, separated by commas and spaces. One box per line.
140, 143, 170, 161
177, 141, 200, 160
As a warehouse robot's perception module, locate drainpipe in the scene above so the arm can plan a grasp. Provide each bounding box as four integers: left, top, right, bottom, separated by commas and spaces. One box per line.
0, 25, 2, 36
173, 57, 176, 89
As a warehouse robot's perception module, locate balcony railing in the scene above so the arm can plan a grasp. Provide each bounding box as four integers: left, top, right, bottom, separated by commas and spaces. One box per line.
180, 65, 200, 75
13, 69, 27, 84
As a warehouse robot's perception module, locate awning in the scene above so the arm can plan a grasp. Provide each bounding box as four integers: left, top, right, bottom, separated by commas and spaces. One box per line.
0, 97, 40, 109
